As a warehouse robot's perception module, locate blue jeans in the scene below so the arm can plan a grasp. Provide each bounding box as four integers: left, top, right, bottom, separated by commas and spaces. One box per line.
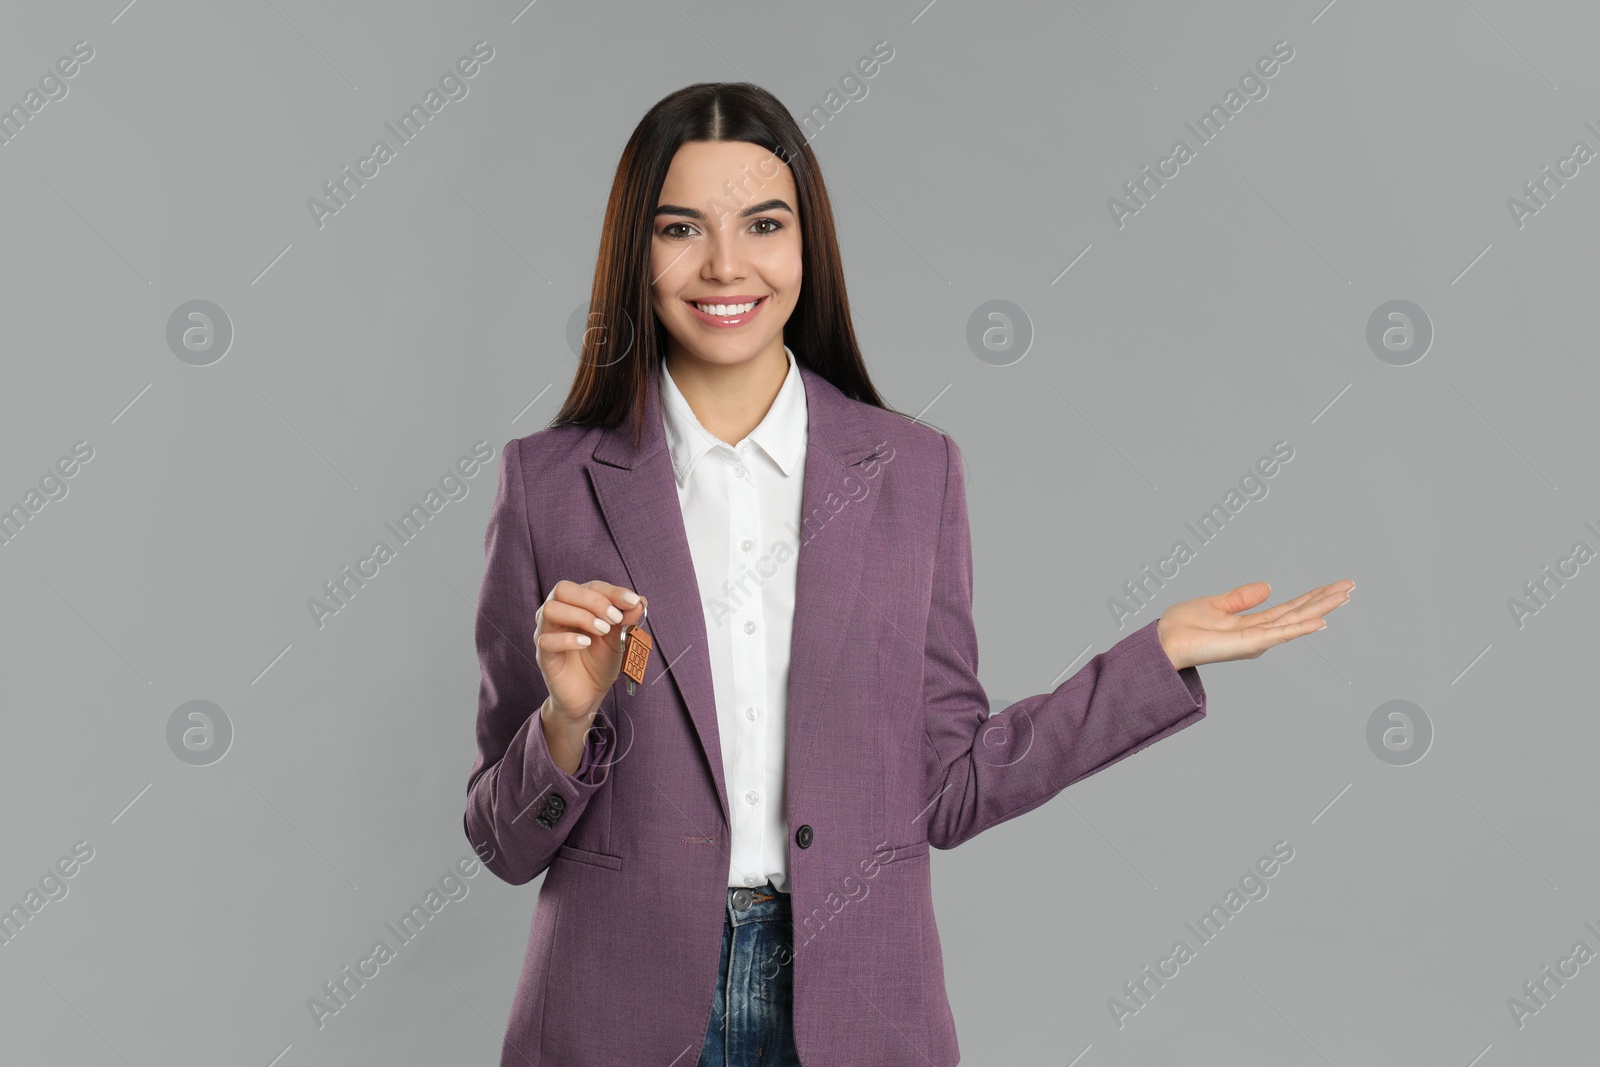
695, 880, 801, 1066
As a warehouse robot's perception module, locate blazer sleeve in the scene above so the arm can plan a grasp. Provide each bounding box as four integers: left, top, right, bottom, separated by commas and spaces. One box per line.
463, 437, 617, 886
919, 434, 1207, 852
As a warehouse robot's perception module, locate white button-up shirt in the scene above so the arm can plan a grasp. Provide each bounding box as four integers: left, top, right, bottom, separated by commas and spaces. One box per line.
659, 344, 807, 893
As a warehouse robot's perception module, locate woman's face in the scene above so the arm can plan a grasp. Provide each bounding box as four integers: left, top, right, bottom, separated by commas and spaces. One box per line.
650, 139, 802, 371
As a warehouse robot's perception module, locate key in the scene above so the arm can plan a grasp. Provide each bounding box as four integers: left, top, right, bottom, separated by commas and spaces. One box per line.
620, 622, 652, 695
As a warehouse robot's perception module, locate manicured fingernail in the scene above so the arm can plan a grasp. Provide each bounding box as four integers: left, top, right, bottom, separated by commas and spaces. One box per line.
577, 634, 591, 646
594, 618, 610, 633
606, 605, 623, 623
621, 590, 641, 605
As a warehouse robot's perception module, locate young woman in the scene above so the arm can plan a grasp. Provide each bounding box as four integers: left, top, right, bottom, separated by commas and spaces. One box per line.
463, 82, 1352, 1067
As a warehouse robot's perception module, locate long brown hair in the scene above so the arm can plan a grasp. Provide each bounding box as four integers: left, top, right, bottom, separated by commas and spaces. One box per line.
550, 81, 898, 446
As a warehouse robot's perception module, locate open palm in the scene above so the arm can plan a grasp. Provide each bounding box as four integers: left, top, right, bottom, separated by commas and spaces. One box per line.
1157, 579, 1354, 671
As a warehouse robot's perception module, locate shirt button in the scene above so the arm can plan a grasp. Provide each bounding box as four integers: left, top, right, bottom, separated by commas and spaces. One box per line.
741, 538, 753, 552
744, 874, 761, 887
744, 620, 756, 634
745, 790, 760, 805
746, 706, 758, 720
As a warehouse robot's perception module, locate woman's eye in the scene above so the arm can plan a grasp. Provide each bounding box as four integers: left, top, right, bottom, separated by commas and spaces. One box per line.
659, 218, 781, 240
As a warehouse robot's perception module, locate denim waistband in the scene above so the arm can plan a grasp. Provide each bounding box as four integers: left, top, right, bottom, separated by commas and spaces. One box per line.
723, 880, 789, 926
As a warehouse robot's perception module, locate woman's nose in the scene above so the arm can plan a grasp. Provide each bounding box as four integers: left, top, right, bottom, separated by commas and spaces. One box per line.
702, 233, 749, 280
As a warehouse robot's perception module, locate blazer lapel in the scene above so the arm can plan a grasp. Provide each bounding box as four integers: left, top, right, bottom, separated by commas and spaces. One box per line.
587, 356, 887, 833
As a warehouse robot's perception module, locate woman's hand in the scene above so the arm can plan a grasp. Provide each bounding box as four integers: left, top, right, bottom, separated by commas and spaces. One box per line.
534, 579, 648, 720
1156, 579, 1353, 671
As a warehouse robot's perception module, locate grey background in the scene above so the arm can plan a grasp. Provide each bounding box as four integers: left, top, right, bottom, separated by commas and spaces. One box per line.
2, 0, 1596, 1063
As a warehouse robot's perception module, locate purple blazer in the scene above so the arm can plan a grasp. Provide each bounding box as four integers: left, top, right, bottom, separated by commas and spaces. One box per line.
463, 358, 1207, 1065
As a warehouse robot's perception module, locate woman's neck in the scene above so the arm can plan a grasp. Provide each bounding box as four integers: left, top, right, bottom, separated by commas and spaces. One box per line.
663, 339, 789, 446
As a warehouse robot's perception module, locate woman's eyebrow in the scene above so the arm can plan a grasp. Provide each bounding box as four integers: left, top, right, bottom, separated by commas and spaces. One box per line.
654, 198, 794, 221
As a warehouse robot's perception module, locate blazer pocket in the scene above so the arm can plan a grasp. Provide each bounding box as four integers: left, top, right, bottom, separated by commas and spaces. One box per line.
554, 843, 624, 870
876, 840, 929, 865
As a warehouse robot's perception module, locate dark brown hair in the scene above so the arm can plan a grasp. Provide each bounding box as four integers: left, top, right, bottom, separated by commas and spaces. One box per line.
550, 81, 899, 446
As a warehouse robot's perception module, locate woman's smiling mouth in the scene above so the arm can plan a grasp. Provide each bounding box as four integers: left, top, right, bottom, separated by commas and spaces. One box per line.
685, 295, 767, 327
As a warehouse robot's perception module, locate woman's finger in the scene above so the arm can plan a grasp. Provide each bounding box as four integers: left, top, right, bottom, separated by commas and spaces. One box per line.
1246, 615, 1328, 655
584, 579, 648, 627
1209, 581, 1273, 616
1243, 585, 1352, 630
538, 598, 622, 639
536, 630, 594, 653
1236, 580, 1353, 627
547, 579, 629, 628
1195, 615, 1326, 665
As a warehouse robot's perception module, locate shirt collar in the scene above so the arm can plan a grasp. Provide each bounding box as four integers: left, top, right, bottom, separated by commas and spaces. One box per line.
660, 344, 808, 486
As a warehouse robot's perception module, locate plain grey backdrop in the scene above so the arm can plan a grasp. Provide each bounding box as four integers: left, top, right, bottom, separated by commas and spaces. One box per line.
3, 0, 1598, 1063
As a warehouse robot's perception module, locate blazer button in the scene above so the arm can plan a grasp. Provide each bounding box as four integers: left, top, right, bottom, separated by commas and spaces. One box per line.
537, 792, 565, 828
795, 824, 813, 849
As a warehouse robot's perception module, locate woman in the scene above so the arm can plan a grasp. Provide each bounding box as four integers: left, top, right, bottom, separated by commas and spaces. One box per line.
463, 82, 1351, 1067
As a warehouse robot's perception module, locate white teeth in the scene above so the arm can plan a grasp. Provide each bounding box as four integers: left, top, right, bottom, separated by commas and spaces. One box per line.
693, 300, 758, 316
